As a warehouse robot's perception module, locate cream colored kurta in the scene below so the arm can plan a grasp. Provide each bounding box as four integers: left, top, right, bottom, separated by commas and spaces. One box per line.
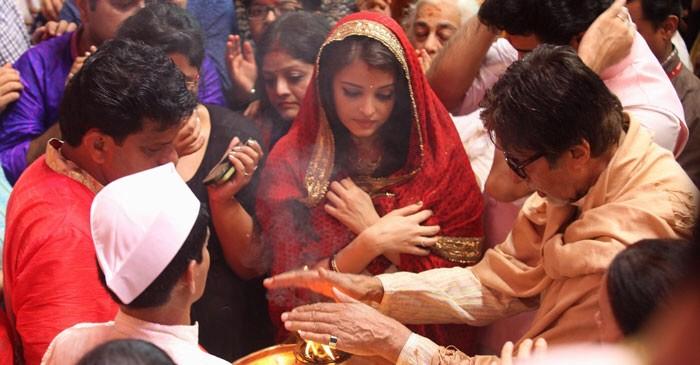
377, 119, 698, 365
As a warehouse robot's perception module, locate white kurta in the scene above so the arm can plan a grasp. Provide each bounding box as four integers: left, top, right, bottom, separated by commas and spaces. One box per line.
41, 311, 230, 365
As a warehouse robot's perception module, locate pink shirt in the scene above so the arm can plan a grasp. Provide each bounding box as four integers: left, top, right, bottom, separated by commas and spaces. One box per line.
457, 33, 687, 155
41, 311, 229, 365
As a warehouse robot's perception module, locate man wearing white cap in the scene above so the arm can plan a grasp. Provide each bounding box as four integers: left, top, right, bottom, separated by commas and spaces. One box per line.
41, 163, 228, 365
2, 38, 198, 365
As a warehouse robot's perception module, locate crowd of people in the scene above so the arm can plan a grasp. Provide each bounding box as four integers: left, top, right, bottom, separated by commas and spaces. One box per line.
0, 0, 699, 364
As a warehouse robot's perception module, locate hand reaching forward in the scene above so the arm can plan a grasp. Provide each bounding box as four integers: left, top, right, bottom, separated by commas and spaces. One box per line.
264, 267, 385, 303
282, 288, 411, 364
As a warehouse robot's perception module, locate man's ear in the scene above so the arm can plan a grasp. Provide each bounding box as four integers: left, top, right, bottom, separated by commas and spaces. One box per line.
181, 260, 198, 296
568, 140, 591, 171
83, 129, 110, 163
660, 15, 679, 39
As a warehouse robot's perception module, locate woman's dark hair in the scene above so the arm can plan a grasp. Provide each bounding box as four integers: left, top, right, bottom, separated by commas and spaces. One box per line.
478, 0, 612, 45
116, 2, 205, 68
60, 38, 197, 147
318, 36, 411, 177
255, 11, 330, 124
481, 45, 625, 162
607, 239, 691, 336
98, 206, 210, 308
76, 339, 175, 365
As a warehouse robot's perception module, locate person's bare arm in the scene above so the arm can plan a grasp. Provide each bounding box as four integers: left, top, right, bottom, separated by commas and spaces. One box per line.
426, 16, 497, 111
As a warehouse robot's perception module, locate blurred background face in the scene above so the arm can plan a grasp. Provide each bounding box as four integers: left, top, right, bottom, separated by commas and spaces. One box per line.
332, 58, 396, 140
82, 0, 145, 46
627, 1, 673, 61
410, 0, 461, 58
247, 0, 301, 42
356, 0, 392, 16
262, 50, 314, 121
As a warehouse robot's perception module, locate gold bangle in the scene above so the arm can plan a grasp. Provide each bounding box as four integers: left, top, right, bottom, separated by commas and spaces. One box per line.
329, 254, 341, 273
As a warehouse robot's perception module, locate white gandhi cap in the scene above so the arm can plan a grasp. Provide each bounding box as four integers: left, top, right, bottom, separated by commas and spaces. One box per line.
90, 163, 200, 304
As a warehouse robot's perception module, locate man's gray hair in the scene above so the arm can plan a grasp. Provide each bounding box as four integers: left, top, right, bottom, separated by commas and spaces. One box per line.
403, 0, 479, 35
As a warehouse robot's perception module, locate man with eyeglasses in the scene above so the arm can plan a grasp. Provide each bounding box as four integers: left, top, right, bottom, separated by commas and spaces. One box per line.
262, 44, 698, 365
225, 0, 302, 108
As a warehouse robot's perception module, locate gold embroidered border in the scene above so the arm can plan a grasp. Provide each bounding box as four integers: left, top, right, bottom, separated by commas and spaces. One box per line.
432, 236, 484, 265
302, 19, 424, 206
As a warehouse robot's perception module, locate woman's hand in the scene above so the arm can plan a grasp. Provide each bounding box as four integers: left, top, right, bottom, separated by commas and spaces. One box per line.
173, 108, 206, 158
226, 35, 257, 97
361, 201, 440, 257
324, 178, 380, 234
66, 45, 96, 84
494, 338, 548, 365
207, 137, 263, 202
282, 288, 411, 364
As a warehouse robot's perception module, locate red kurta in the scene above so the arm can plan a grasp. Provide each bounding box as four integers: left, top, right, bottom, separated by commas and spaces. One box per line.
3, 142, 117, 365
258, 12, 484, 353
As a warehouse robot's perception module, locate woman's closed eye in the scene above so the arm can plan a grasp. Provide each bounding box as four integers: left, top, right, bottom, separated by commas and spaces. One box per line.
342, 87, 362, 98
376, 90, 394, 101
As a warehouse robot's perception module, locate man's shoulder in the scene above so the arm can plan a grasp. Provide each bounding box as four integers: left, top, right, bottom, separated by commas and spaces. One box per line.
15, 32, 72, 65
43, 322, 115, 365
11, 156, 93, 206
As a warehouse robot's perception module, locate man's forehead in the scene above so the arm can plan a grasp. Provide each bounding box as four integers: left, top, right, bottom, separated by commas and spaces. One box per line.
416, 1, 460, 23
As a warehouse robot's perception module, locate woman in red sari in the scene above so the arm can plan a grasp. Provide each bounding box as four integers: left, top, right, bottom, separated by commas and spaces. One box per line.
257, 11, 484, 353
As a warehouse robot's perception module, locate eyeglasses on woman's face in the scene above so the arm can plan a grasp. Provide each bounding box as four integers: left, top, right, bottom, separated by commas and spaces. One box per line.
247, 0, 301, 20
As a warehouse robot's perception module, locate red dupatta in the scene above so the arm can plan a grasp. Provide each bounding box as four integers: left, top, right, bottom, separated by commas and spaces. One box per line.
257, 12, 484, 350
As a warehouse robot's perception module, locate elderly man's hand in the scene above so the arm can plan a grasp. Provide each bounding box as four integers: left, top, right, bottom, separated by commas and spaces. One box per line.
282, 288, 412, 363
578, 0, 635, 74
264, 267, 385, 303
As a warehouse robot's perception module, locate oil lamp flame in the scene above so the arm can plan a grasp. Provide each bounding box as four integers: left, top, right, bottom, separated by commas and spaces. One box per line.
295, 339, 349, 364
304, 341, 336, 361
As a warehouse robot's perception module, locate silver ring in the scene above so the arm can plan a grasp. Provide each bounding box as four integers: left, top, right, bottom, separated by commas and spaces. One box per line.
328, 335, 338, 349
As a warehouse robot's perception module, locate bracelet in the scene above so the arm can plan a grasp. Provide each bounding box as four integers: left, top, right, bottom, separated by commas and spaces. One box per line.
329, 254, 341, 273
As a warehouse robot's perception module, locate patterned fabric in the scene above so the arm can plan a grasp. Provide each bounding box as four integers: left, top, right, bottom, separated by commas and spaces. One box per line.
0, 0, 30, 64
257, 12, 484, 350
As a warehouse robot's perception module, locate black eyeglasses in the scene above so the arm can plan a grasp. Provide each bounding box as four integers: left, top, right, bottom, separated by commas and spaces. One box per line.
503, 151, 544, 179
247, 1, 300, 19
